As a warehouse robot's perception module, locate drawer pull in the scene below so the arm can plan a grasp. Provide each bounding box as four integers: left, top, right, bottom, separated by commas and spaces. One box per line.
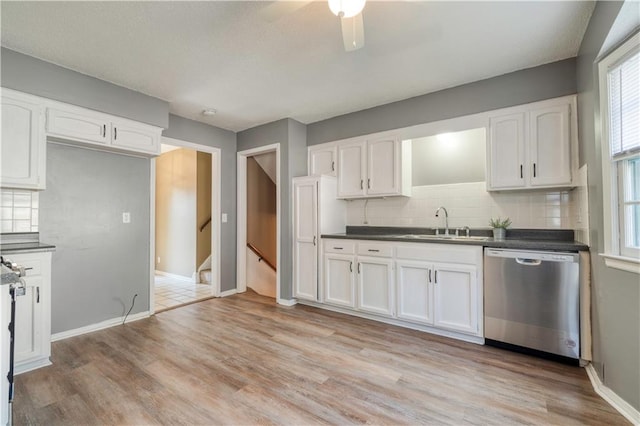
333, 247, 343, 250
367, 249, 379, 252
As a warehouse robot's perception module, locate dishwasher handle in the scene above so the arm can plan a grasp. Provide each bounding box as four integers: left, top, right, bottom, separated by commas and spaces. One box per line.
515, 258, 542, 266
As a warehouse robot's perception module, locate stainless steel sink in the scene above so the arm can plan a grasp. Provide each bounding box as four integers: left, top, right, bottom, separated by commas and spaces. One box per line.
389, 234, 491, 242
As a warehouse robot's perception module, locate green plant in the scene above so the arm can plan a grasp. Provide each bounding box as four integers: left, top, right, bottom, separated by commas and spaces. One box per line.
489, 217, 512, 229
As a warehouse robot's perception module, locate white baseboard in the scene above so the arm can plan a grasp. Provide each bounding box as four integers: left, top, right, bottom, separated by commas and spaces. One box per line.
218, 288, 237, 298
154, 270, 194, 282
15, 358, 52, 376
585, 363, 640, 425
51, 311, 150, 342
277, 298, 297, 307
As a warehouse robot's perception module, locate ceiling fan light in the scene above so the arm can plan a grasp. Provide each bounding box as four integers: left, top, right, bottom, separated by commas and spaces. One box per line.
328, 0, 366, 18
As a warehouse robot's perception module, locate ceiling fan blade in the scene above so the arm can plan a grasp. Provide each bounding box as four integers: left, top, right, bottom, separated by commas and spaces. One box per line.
260, 1, 312, 23
341, 13, 365, 52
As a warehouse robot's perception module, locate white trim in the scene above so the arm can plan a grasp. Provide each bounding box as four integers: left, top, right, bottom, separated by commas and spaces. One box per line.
154, 270, 195, 282
51, 311, 150, 342
585, 363, 640, 425
237, 143, 281, 299
149, 159, 156, 315
151, 136, 223, 310
218, 288, 238, 298
277, 298, 298, 306
14, 359, 52, 376
599, 253, 640, 274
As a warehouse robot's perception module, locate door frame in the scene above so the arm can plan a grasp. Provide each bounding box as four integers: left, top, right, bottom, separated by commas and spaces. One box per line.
236, 143, 281, 300
149, 136, 222, 314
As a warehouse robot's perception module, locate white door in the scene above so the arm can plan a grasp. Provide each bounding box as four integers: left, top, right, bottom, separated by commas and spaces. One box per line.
46, 108, 109, 145
111, 121, 160, 154
337, 140, 366, 198
0, 94, 44, 189
367, 138, 398, 195
357, 256, 394, 316
396, 260, 433, 324
293, 179, 318, 301
529, 104, 571, 187
432, 263, 478, 335
309, 145, 337, 177
14, 276, 43, 364
488, 113, 526, 189
324, 253, 356, 308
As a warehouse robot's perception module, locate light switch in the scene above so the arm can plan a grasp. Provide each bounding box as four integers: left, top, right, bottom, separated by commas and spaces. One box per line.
122, 212, 131, 223
222, 213, 228, 223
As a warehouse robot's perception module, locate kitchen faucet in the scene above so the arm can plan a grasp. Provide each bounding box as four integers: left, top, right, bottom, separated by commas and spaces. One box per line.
435, 206, 449, 236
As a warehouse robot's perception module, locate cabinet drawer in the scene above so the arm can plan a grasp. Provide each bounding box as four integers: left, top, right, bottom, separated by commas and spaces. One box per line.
7, 253, 43, 276
324, 240, 355, 254
357, 242, 393, 257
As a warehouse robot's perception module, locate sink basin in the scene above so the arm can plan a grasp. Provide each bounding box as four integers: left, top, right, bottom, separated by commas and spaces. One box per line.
388, 234, 491, 242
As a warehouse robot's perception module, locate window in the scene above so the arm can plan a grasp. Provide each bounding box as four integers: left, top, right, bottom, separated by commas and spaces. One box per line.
599, 32, 640, 271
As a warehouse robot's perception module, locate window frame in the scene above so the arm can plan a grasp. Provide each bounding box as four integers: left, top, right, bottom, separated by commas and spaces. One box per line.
598, 31, 640, 274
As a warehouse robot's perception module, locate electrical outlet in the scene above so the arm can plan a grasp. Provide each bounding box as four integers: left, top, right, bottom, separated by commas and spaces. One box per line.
222, 213, 228, 223
122, 212, 131, 223
157, 256, 161, 264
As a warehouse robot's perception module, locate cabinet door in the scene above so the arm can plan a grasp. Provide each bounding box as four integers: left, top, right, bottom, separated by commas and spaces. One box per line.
293, 179, 318, 301
111, 121, 160, 154
433, 263, 478, 335
309, 145, 337, 177
488, 113, 526, 189
1, 94, 45, 189
529, 104, 571, 187
396, 260, 433, 324
46, 108, 109, 145
14, 276, 44, 365
337, 141, 366, 198
367, 137, 399, 196
357, 256, 394, 316
324, 253, 356, 308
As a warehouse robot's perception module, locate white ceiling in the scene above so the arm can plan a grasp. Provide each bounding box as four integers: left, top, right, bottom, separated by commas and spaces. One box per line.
0, 1, 595, 132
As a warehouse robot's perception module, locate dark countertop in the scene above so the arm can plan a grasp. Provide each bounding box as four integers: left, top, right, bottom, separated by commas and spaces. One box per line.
0, 233, 56, 254
322, 226, 589, 252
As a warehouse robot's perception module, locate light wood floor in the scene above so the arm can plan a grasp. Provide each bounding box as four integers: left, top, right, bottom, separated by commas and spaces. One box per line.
14, 291, 628, 425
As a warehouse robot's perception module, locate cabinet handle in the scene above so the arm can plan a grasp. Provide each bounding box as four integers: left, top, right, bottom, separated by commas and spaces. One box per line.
357, 263, 361, 274
367, 249, 379, 252
114, 127, 117, 140
331, 161, 335, 172
36, 286, 40, 303
102, 124, 106, 138
349, 261, 353, 272
313, 236, 316, 246
533, 163, 537, 178
334, 247, 343, 250
428, 269, 432, 283
520, 164, 523, 179
434, 270, 438, 284
360, 180, 363, 190
367, 178, 371, 189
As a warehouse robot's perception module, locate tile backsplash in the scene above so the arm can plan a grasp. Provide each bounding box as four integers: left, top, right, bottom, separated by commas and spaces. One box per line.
347, 181, 578, 230
0, 189, 39, 233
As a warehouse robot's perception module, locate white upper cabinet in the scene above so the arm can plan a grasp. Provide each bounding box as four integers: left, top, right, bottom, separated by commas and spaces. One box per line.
1, 90, 46, 190
47, 104, 161, 155
46, 108, 110, 145
308, 143, 337, 177
529, 104, 571, 187
487, 95, 576, 191
337, 136, 411, 199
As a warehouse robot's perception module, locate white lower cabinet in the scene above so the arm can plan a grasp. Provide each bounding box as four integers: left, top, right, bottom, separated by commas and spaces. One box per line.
321, 239, 483, 341
324, 253, 356, 308
10, 251, 52, 374
357, 256, 394, 317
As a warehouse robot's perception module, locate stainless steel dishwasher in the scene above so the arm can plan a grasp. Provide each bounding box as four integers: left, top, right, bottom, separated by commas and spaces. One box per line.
484, 248, 580, 360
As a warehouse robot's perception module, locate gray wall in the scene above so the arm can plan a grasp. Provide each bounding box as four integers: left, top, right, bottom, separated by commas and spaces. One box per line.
307, 58, 577, 145
40, 143, 150, 333
237, 118, 307, 300
576, 1, 640, 411
162, 114, 238, 292
0, 48, 169, 128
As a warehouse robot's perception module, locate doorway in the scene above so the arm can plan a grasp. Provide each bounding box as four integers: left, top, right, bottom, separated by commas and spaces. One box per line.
237, 144, 280, 300
150, 137, 221, 313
